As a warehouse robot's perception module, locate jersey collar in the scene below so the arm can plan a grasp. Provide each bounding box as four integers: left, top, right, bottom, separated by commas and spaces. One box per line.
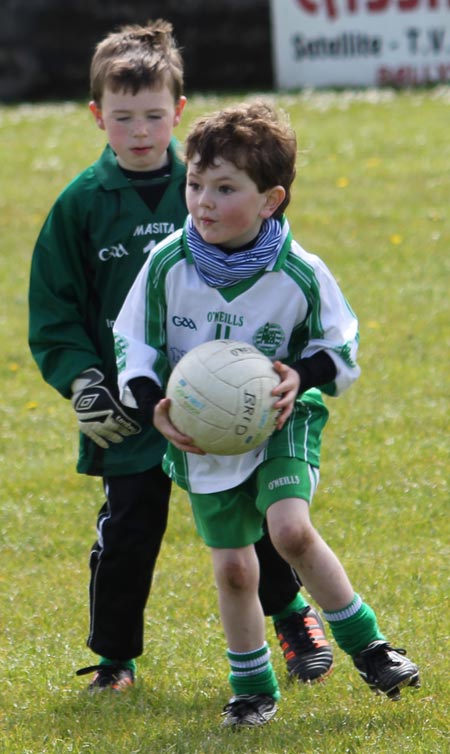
182, 215, 292, 269
94, 138, 185, 190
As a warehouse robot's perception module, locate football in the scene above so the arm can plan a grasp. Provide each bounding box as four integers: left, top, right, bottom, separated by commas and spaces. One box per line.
166, 340, 280, 455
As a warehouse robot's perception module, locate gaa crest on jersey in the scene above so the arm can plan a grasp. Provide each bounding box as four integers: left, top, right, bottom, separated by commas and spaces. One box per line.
253, 323, 285, 357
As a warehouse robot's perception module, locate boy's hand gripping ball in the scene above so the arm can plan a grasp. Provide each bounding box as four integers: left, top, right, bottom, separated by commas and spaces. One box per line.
166, 340, 280, 455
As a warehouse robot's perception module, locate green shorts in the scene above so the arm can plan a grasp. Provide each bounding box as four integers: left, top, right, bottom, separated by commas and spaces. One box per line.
188, 457, 320, 548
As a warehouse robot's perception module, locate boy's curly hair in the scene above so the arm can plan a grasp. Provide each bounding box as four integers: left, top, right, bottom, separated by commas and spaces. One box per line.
185, 101, 297, 218
90, 19, 184, 104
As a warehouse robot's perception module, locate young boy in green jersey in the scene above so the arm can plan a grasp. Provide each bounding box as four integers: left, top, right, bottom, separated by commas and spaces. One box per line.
113, 101, 420, 725
28, 21, 332, 693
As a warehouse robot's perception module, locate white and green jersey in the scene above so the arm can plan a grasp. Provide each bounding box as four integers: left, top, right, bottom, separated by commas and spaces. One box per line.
114, 218, 360, 493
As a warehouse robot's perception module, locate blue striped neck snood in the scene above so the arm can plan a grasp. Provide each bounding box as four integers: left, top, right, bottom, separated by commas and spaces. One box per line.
186, 215, 283, 288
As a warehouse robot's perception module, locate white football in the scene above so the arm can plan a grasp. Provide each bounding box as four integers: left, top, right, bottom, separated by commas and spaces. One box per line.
167, 340, 280, 455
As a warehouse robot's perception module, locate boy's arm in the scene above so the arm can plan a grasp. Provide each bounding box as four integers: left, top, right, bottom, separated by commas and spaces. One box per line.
291, 350, 337, 394
301, 255, 361, 396
126, 376, 164, 423
28, 197, 101, 397
114, 254, 169, 408
29, 192, 142, 448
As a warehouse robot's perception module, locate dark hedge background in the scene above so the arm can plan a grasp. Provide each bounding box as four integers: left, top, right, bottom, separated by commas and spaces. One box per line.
0, 0, 273, 102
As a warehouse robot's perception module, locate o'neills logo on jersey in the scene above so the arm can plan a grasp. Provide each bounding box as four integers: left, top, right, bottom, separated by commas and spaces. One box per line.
268, 475, 300, 491
207, 311, 244, 327
133, 222, 175, 236
253, 323, 285, 357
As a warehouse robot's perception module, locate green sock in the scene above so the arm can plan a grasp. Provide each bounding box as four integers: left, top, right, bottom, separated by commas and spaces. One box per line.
227, 644, 280, 700
100, 657, 137, 674
271, 592, 309, 623
323, 594, 385, 656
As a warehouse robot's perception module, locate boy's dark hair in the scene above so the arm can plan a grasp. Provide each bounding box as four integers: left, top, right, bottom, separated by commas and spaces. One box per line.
90, 19, 184, 104
185, 101, 297, 218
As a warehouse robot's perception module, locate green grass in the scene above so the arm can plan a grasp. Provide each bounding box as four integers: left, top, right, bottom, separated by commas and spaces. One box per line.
1, 88, 449, 753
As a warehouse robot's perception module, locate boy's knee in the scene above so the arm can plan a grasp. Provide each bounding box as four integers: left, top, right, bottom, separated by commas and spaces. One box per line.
218, 553, 256, 591
272, 521, 316, 562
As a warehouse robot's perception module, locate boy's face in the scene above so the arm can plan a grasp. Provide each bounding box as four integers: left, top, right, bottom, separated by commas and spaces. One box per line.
186, 157, 285, 249
90, 85, 186, 171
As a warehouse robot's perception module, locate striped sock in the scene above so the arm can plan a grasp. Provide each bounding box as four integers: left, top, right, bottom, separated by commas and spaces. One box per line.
227, 643, 280, 700
323, 594, 385, 656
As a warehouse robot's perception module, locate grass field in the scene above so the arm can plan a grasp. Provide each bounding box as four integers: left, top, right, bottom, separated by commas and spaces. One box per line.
0, 87, 449, 753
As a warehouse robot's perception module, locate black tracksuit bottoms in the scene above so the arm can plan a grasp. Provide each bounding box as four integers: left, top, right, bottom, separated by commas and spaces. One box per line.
88, 464, 300, 660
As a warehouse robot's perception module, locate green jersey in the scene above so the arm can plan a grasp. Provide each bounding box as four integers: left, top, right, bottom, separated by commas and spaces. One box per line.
28, 140, 187, 476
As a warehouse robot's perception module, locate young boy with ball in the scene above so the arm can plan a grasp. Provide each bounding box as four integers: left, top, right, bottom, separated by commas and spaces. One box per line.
28, 22, 331, 693
114, 100, 420, 726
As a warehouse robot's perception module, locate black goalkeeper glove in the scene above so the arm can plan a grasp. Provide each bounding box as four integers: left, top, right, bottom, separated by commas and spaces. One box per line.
71, 368, 141, 449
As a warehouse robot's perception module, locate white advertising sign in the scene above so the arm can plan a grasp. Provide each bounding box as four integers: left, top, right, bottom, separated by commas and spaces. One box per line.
270, 0, 450, 88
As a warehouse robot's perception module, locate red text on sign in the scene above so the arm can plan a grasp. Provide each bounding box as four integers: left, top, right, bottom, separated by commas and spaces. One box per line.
295, 0, 449, 21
